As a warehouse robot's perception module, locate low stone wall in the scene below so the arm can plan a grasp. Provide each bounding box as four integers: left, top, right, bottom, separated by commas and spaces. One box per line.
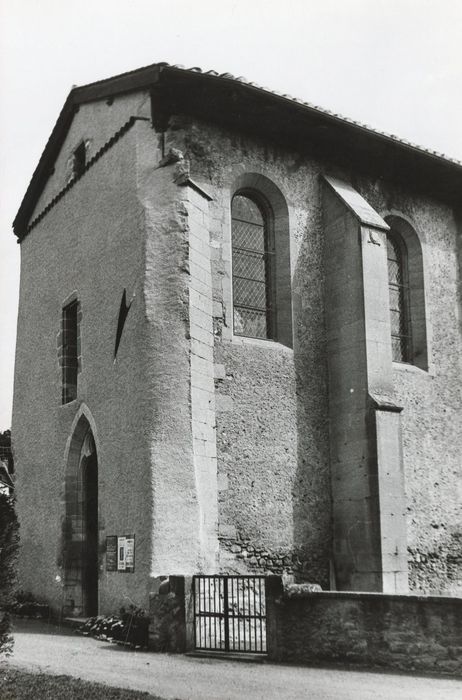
266, 577, 462, 675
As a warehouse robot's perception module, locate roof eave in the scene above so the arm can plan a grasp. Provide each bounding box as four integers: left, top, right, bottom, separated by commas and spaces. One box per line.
13, 63, 462, 238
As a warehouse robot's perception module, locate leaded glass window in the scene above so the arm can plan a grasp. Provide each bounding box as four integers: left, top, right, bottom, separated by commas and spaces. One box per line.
231, 194, 273, 339
387, 233, 411, 363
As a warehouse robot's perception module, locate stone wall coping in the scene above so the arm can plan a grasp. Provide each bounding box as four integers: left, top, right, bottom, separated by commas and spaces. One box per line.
282, 586, 462, 605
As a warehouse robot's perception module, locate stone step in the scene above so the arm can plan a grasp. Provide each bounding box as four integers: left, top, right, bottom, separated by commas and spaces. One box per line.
63, 616, 88, 630
186, 650, 267, 663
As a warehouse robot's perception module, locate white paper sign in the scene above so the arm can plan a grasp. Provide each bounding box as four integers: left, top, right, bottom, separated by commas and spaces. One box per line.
125, 537, 135, 569
117, 536, 126, 571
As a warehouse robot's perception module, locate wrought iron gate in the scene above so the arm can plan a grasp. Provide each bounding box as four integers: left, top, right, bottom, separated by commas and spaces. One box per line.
193, 575, 267, 653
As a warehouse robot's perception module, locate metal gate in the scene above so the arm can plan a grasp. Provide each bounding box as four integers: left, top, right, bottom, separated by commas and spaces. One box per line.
193, 575, 266, 653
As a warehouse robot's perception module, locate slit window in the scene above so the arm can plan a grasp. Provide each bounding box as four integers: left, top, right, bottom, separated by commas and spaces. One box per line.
231, 193, 273, 339
73, 142, 86, 178
62, 300, 78, 403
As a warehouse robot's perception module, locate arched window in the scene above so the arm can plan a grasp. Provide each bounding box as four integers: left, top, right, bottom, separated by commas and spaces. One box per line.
385, 215, 428, 369
231, 193, 274, 339
387, 232, 411, 363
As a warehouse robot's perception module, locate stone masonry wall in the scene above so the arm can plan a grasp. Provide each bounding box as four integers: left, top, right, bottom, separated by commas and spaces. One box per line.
14, 97, 461, 603
266, 578, 462, 675
167, 117, 333, 587
356, 180, 462, 595
148, 576, 186, 652
163, 115, 461, 593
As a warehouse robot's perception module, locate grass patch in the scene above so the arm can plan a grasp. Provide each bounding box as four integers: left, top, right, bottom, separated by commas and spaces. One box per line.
0, 667, 170, 699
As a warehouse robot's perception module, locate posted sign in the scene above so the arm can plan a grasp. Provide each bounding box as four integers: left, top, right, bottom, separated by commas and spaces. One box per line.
106, 536, 118, 571
106, 534, 135, 572
118, 537, 127, 571
117, 535, 135, 572
125, 537, 135, 569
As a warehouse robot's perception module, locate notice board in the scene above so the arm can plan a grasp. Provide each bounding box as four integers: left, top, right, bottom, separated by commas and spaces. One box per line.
106, 536, 118, 571
106, 534, 135, 572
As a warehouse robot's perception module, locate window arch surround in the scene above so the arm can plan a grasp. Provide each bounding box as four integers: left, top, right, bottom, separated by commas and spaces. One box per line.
229, 173, 292, 348
385, 215, 428, 370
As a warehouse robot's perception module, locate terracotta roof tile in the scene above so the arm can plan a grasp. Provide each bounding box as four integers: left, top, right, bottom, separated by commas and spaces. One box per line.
161, 62, 461, 166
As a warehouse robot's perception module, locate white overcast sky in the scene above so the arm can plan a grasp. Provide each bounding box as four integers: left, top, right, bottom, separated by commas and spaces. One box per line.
0, 0, 461, 429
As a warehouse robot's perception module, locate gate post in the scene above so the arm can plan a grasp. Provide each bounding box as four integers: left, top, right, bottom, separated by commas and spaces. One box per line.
265, 575, 284, 661
223, 577, 230, 651
184, 575, 195, 652
148, 575, 190, 652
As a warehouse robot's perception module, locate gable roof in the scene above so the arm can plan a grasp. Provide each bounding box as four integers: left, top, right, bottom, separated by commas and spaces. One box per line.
13, 62, 462, 239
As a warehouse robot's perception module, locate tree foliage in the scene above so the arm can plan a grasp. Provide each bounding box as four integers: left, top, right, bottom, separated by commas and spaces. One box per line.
0, 493, 19, 654
0, 429, 14, 473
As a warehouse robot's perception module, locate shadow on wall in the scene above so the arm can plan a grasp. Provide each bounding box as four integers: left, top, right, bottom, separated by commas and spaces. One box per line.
291, 188, 332, 589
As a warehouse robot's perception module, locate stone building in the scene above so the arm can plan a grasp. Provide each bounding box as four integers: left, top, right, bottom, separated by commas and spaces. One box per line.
12, 63, 462, 617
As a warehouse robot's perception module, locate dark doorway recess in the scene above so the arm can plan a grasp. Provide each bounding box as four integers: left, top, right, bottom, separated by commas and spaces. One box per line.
82, 447, 98, 616
63, 419, 99, 618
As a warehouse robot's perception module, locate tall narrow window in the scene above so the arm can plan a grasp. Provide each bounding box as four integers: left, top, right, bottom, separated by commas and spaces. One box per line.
231, 193, 273, 339
387, 233, 412, 363
62, 300, 78, 403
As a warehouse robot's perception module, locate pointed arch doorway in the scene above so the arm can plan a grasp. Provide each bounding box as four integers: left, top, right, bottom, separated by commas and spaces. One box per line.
63, 415, 99, 617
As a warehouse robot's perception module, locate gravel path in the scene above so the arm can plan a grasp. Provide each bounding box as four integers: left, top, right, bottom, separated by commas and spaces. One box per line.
8, 618, 462, 700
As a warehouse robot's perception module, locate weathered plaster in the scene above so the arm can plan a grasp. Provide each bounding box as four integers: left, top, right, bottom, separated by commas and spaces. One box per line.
14, 120, 154, 614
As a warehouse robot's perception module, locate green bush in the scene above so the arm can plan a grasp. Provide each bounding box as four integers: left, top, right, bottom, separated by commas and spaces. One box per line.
0, 493, 19, 655
9, 590, 50, 619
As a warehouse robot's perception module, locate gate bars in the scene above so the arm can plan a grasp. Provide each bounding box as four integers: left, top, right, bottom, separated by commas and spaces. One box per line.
193, 575, 267, 653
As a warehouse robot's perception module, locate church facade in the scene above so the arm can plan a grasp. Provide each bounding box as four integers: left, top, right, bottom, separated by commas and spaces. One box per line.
12, 63, 462, 617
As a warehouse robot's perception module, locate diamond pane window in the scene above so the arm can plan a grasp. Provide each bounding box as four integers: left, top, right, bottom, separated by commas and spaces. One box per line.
387, 233, 411, 363
232, 194, 273, 339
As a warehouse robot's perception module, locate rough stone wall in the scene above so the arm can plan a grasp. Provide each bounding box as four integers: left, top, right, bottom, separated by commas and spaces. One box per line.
355, 182, 462, 595
267, 579, 462, 675
13, 115, 155, 615
214, 342, 312, 578
164, 118, 333, 586
148, 576, 186, 652
164, 116, 461, 592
